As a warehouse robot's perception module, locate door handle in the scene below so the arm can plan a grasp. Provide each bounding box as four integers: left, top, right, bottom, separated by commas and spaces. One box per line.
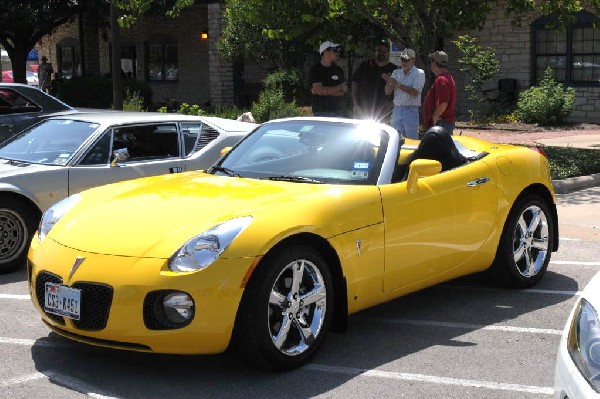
169, 166, 183, 173
0, 124, 13, 128
467, 177, 489, 187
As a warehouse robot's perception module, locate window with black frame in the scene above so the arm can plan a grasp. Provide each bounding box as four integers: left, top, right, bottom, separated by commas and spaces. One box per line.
57, 37, 81, 80
532, 11, 600, 86
146, 34, 178, 82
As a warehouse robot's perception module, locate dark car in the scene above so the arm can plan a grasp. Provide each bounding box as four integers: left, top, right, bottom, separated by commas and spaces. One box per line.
0, 83, 75, 142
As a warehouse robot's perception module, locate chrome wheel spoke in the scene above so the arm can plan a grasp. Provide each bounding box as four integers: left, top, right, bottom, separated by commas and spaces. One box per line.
513, 241, 525, 263
532, 236, 549, 251
269, 290, 287, 308
300, 284, 326, 306
291, 260, 304, 297
524, 248, 535, 277
273, 313, 293, 349
526, 208, 542, 235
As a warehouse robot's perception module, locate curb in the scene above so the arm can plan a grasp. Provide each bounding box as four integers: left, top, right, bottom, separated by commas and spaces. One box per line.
552, 172, 600, 194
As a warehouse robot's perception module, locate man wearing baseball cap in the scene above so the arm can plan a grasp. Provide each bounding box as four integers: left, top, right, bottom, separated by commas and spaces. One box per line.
423, 50, 456, 135
384, 48, 425, 139
309, 40, 348, 117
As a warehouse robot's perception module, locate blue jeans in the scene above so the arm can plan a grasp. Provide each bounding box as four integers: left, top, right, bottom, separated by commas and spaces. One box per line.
391, 106, 420, 139
435, 119, 456, 135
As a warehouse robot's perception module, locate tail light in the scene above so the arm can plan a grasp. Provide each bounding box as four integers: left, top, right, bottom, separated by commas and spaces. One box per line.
529, 146, 548, 157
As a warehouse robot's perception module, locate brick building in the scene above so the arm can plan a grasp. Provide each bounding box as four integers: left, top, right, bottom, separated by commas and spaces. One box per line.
37, 2, 241, 108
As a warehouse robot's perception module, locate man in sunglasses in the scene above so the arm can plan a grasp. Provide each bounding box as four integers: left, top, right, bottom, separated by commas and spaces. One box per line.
309, 40, 348, 117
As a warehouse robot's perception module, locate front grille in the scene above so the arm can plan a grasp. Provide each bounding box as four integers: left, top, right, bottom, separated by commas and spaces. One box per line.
71, 282, 113, 331
196, 126, 220, 150
35, 271, 65, 325
35, 272, 113, 331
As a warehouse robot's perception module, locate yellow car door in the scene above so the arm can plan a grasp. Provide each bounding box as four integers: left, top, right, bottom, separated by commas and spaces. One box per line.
380, 160, 498, 292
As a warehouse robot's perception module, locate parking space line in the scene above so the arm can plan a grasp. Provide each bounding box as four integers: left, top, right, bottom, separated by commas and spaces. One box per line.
0, 337, 37, 346
1, 370, 119, 398
44, 371, 120, 399
441, 284, 580, 297
0, 294, 30, 300
550, 260, 600, 266
359, 317, 563, 335
1, 372, 46, 388
306, 364, 554, 395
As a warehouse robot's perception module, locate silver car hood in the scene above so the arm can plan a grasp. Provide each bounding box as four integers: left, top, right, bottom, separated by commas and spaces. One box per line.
0, 160, 57, 178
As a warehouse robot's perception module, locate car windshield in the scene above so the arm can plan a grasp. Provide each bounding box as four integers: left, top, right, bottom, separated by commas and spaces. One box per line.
0, 119, 100, 165
214, 120, 389, 185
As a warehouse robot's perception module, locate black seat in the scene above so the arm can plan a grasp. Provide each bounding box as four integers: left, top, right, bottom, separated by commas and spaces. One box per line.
407, 126, 467, 172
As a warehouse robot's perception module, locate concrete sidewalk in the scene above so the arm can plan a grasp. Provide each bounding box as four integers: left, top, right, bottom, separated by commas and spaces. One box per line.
536, 134, 600, 149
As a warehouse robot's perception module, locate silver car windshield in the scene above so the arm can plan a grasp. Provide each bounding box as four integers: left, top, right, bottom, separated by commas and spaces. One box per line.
0, 119, 100, 165
216, 120, 389, 185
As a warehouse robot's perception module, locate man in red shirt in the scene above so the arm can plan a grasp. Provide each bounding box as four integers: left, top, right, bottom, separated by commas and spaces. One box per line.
423, 51, 456, 135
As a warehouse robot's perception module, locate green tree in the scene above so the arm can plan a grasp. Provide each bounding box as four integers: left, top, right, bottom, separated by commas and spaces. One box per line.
453, 35, 501, 120
0, 0, 90, 84
221, 0, 600, 85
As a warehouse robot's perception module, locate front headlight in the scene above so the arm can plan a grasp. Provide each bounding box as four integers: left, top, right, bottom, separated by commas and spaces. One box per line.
38, 194, 82, 242
567, 298, 600, 393
168, 216, 252, 272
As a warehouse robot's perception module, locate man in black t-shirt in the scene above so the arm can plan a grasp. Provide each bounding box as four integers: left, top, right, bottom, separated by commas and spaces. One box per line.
352, 41, 397, 121
309, 40, 347, 117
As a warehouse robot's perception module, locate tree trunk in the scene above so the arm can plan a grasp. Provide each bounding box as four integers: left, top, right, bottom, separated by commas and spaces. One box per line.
110, 0, 123, 110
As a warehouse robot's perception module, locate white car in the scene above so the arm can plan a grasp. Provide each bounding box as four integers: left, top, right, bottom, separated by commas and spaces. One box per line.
0, 111, 256, 274
555, 272, 600, 398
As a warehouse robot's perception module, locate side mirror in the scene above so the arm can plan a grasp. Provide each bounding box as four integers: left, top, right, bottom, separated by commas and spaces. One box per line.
111, 147, 130, 167
220, 146, 232, 156
406, 159, 442, 194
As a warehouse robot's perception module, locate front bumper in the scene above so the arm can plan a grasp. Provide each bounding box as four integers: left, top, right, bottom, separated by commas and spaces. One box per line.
28, 237, 251, 354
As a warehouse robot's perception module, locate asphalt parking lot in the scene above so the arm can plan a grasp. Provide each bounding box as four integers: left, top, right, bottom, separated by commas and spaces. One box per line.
0, 188, 598, 398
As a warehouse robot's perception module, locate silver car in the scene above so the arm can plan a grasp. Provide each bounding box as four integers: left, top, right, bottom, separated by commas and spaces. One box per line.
0, 111, 256, 273
0, 83, 76, 142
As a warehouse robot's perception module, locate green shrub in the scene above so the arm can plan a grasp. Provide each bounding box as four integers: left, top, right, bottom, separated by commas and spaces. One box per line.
453, 34, 501, 121
543, 146, 600, 180
251, 88, 301, 122
177, 103, 207, 116
516, 68, 575, 125
263, 68, 309, 104
56, 76, 152, 109
122, 88, 145, 111
210, 105, 244, 119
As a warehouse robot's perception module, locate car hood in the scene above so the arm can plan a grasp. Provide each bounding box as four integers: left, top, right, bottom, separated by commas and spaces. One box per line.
0, 159, 56, 178
49, 171, 383, 258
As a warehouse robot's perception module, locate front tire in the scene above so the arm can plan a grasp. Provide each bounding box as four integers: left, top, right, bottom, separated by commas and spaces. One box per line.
231, 244, 333, 371
487, 194, 555, 288
0, 200, 38, 274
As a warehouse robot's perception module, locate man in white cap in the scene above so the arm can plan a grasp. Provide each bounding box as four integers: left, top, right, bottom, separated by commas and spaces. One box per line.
423, 50, 456, 135
309, 40, 347, 117
384, 48, 425, 139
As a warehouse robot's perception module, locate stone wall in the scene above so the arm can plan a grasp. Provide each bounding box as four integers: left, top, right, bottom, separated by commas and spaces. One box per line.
450, 0, 600, 123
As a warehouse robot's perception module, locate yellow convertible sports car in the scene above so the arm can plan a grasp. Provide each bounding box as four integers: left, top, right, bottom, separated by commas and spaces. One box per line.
28, 117, 558, 370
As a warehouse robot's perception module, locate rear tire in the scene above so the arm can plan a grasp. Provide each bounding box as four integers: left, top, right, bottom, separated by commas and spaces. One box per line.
0, 200, 38, 274
231, 244, 333, 371
486, 194, 554, 288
